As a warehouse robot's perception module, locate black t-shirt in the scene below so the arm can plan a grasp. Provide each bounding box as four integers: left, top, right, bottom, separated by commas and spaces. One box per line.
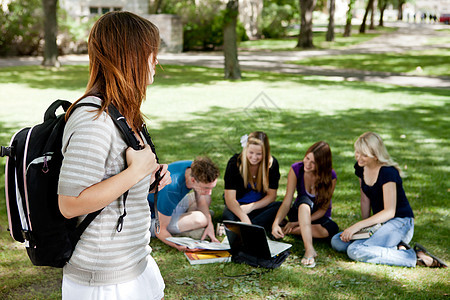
354, 162, 414, 218
224, 153, 280, 201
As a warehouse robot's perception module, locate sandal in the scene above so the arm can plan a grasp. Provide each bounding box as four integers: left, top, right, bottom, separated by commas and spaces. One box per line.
301, 256, 316, 268
414, 243, 448, 268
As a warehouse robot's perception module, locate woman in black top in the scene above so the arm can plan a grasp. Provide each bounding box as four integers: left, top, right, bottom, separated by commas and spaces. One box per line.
331, 132, 446, 268
222, 131, 281, 232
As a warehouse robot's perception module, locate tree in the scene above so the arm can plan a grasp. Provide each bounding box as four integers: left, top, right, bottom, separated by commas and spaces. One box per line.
223, 0, 241, 79
149, 0, 163, 14
42, 0, 59, 67
359, 0, 374, 33
296, 0, 316, 48
397, 0, 405, 20
326, 0, 335, 42
369, 0, 375, 29
378, 0, 388, 26
343, 0, 355, 37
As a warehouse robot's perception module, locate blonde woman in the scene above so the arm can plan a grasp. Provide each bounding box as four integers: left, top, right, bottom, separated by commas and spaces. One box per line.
222, 131, 281, 232
331, 132, 446, 268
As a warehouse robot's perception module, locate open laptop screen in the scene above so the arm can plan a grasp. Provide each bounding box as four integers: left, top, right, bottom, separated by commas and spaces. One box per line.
223, 220, 289, 259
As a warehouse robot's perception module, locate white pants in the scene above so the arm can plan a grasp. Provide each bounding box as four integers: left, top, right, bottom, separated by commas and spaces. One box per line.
62, 256, 165, 300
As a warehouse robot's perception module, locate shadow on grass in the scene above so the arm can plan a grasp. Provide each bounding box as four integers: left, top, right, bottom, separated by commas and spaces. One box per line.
146, 101, 449, 251
151, 233, 449, 299
294, 49, 450, 77
1, 65, 450, 98
0, 89, 448, 299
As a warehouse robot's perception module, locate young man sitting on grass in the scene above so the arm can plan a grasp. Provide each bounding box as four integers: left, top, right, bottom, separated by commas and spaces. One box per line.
148, 157, 220, 251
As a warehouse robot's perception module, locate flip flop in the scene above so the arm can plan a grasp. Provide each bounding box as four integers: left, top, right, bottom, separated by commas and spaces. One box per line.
301, 256, 316, 268
414, 243, 448, 268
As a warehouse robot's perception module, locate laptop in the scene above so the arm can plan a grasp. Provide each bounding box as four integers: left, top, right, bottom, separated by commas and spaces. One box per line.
223, 220, 292, 260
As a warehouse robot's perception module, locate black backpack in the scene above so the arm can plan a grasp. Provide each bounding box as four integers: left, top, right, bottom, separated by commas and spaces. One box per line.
1, 99, 160, 268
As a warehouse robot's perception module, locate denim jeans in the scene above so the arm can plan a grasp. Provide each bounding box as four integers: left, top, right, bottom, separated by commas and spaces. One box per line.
331, 217, 416, 267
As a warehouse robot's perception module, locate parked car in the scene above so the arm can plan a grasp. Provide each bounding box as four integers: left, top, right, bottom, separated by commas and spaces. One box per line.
439, 13, 450, 24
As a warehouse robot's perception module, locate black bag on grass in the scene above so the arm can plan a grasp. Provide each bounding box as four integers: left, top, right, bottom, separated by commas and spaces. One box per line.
1, 99, 158, 267
231, 249, 290, 269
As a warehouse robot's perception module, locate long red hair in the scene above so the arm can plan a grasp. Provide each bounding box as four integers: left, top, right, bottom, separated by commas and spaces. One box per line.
67, 11, 160, 130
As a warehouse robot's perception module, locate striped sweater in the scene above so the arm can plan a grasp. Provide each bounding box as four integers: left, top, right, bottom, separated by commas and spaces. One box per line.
58, 96, 152, 286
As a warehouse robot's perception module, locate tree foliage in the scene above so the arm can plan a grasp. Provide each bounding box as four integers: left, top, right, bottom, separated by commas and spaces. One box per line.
160, 0, 247, 51
261, 0, 298, 38
0, 0, 43, 56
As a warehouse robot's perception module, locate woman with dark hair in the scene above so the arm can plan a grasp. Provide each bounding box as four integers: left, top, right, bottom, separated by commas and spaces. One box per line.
272, 141, 339, 268
58, 11, 171, 299
222, 131, 281, 232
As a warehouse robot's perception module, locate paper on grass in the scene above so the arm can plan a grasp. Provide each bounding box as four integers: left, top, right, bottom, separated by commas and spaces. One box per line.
166, 236, 231, 250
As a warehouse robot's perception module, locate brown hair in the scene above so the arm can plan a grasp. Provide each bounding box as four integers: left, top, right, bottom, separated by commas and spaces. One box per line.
191, 157, 220, 184
67, 11, 160, 130
305, 141, 334, 209
238, 131, 272, 193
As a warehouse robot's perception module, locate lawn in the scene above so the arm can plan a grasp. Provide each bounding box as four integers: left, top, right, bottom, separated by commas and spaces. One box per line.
0, 64, 449, 299
292, 48, 450, 77
239, 26, 398, 51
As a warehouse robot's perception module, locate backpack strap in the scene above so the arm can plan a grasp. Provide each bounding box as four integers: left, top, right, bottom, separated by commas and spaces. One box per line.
141, 123, 163, 234
67, 101, 161, 235
106, 104, 162, 233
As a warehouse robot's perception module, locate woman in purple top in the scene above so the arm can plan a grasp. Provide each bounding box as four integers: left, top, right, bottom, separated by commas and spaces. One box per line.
272, 141, 339, 268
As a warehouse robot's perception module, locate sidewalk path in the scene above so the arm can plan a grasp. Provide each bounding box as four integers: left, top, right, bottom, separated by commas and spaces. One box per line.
1, 22, 448, 89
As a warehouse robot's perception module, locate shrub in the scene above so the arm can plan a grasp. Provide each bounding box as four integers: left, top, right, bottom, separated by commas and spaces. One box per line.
161, 0, 247, 51
0, 0, 43, 56
261, 2, 298, 38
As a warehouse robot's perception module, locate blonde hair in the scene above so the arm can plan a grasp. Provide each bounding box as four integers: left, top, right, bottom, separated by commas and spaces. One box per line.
238, 131, 273, 193
354, 132, 401, 175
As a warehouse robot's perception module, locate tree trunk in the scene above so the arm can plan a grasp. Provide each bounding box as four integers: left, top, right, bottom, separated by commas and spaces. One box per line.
296, 0, 317, 48
379, 0, 387, 26
42, 0, 59, 67
326, 0, 335, 42
343, 0, 355, 37
359, 0, 374, 34
369, 0, 375, 30
149, 0, 163, 14
223, 0, 241, 79
397, 0, 405, 20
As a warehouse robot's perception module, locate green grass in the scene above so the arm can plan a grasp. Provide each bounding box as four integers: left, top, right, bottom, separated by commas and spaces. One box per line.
292, 48, 450, 77
239, 26, 397, 51
0, 64, 449, 299
426, 28, 450, 46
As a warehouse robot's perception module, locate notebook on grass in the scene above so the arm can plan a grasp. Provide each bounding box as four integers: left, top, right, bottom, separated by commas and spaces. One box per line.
223, 220, 292, 260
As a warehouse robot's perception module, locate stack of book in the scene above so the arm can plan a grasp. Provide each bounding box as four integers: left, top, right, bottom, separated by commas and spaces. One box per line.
166, 237, 232, 265
184, 251, 232, 265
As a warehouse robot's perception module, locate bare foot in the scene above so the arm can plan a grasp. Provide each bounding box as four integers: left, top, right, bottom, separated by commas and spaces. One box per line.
416, 251, 436, 267
301, 249, 317, 268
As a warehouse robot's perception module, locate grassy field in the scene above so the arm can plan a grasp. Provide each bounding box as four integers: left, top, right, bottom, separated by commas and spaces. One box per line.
0, 63, 449, 299
292, 48, 450, 77
239, 26, 398, 51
